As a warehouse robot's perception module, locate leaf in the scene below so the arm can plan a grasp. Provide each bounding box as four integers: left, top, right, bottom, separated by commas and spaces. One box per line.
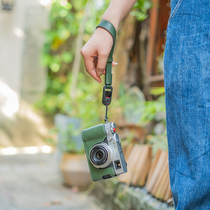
60, 1, 72, 10
51, 37, 64, 50
50, 62, 60, 72
58, 28, 71, 40
40, 54, 52, 66
59, 9, 68, 17
150, 87, 165, 95
61, 52, 73, 63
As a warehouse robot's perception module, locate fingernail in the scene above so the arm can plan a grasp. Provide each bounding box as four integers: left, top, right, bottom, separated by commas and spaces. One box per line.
114, 62, 118, 65
112, 71, 114, 74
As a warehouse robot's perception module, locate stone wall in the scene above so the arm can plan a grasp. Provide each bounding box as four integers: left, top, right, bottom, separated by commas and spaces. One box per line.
92, 179, 174, 210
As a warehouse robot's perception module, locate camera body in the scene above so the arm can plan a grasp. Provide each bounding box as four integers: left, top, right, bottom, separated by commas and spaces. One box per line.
81, 122, 127, 181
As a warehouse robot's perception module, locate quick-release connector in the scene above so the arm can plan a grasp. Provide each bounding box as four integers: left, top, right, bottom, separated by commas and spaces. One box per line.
102, 85, 113, 106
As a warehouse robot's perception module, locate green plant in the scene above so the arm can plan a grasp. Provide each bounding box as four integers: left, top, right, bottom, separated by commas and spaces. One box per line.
143, 87, 167, 153
41, 0, 151, 73
41, 0, 110, 74
132, 0, 151, 21
111, 86, 165, 127
147, 131, 168, 155
57, 124, 84, 153
37, 72, 104, 128
140, 90, 166, 125
111, 86, 166, 146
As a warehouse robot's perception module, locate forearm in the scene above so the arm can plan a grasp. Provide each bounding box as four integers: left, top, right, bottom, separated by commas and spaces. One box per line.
102, 0, 137, 30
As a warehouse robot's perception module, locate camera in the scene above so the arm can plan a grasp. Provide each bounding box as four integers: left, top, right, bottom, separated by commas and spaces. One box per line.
81, 122, 127, 181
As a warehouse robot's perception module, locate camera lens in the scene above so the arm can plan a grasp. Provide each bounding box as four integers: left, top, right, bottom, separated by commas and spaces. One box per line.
89, 142, 113, 169
90, 145, 108, 166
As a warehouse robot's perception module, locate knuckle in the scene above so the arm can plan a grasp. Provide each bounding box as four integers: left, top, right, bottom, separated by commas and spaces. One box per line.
100, 52, 108, 58
80, 48, 87, 56
80, 49, 83, 55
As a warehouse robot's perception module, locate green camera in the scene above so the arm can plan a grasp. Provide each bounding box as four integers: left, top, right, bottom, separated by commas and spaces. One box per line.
81, 122, 127, 182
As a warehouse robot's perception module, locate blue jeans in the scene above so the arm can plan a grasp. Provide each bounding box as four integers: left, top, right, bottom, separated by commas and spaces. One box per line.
164, 0, 210, 209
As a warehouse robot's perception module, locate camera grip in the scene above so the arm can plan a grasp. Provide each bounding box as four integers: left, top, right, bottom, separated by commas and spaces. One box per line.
81, 124, 106, 143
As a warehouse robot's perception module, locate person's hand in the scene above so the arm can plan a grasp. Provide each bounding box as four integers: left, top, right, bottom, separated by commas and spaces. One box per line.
80, 27, 117, 84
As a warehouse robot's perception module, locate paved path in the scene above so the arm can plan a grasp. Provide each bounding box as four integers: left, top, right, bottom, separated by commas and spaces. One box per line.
0, 153, 102, 210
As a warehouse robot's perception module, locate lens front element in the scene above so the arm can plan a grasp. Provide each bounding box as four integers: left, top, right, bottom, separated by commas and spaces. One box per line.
96, 151, 103, 160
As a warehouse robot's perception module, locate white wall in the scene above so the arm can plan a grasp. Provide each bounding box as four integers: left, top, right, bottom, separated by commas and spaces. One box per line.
0, 0, 50, 95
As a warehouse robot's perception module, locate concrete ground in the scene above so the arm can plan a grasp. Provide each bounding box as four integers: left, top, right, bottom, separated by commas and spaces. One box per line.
0, 153, 103, 210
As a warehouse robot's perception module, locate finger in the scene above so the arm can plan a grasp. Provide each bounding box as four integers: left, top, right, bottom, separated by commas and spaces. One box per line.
87, 68, 103, 84
81, 49, 102, 83
96, 53, 109, 77
83, 56, 102, 84
112, 61, 118, 67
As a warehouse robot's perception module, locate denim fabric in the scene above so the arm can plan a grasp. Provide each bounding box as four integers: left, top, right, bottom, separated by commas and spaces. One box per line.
164, 0, 210, 209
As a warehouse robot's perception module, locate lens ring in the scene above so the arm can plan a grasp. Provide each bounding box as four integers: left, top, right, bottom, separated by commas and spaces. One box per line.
89, 143, 113, 169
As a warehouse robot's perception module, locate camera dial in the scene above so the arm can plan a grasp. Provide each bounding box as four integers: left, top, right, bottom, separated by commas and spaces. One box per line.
89, 143, 113, 169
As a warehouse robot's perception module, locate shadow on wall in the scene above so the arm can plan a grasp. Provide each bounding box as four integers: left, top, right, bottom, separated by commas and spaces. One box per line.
0, 79, 52, 147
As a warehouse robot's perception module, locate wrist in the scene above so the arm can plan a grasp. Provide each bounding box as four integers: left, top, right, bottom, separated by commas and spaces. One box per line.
101, 8, 121, 30
94, 27, 113, 44
101, 16, 120, 31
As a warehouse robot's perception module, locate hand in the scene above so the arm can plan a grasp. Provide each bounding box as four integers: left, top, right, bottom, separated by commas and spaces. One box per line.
80, 27, 117, 84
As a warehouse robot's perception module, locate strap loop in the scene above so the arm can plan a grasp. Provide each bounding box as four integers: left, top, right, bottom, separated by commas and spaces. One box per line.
96, 20, 116, 86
